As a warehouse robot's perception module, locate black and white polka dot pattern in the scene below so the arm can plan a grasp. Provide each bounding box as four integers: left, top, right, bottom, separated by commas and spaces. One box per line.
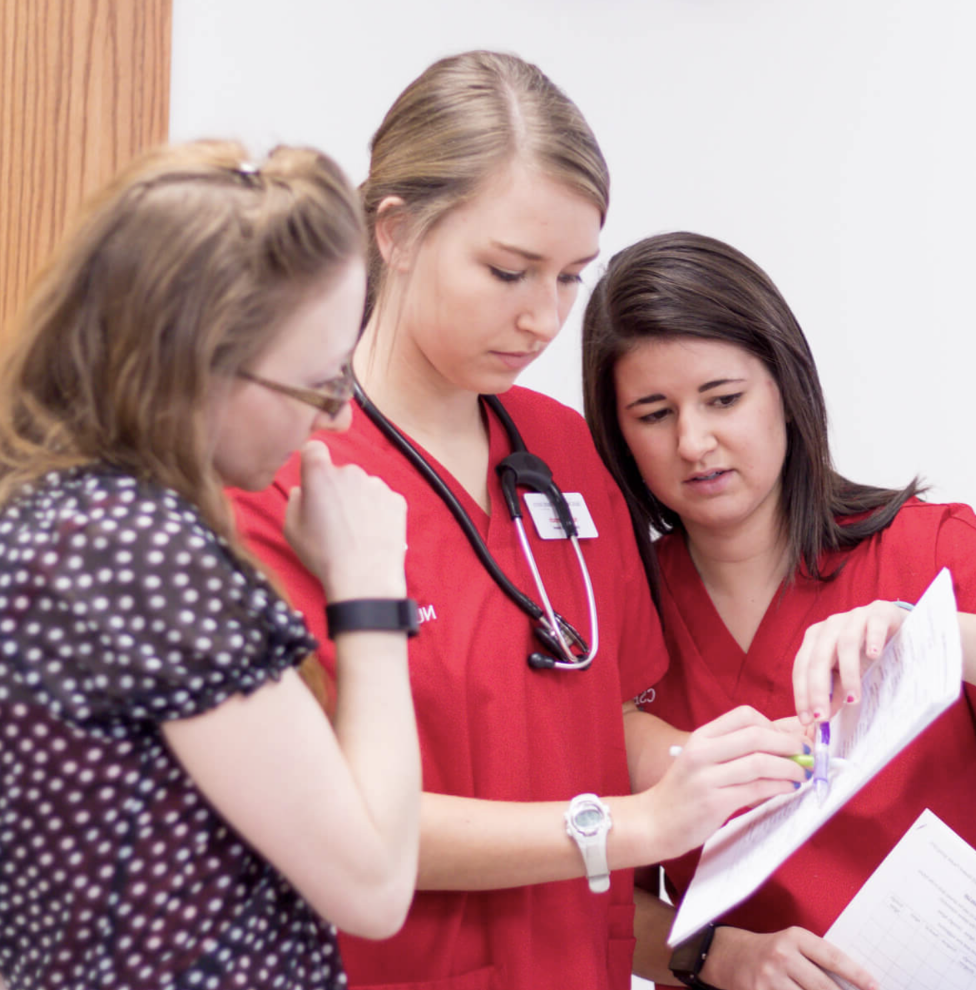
0, 468, 345, 989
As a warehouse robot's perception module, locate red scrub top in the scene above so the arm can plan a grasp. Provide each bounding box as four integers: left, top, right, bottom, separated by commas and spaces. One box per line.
644, 500, 976, 989
232, 386, 666, 990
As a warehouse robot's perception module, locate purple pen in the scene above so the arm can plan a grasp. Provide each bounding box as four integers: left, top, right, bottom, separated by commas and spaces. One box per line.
813, 720, 830, 805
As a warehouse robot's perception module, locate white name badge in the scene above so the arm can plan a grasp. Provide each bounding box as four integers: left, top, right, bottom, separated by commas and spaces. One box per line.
524, 492, 599, 540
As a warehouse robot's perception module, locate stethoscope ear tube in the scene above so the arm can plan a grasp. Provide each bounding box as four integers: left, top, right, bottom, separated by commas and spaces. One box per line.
497, 451, 578, 538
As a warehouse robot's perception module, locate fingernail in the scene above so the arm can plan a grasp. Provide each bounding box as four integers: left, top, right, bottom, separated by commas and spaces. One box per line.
803, 743, 811, 755
846, 694, 857, 704
812, 709, 823, 720
792, 780, 801, 790
804, 767, 813, 780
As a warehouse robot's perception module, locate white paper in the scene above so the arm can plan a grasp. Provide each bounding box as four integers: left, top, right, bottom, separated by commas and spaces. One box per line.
669, 568, 963, 946
825, 809, 976, 990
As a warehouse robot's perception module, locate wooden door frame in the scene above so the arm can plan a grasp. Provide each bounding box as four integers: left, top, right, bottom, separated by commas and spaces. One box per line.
0, 0, 171, 345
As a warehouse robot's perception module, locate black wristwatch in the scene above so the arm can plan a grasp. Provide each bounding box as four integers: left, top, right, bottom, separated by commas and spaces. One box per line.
669, 922, 722, 990
325, 598, 420, 638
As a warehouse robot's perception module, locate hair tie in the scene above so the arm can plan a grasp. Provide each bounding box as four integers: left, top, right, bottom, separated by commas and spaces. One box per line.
233, 162, 261, 186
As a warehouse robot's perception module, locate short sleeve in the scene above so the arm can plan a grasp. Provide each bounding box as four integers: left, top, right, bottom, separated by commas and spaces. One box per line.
601, 470, 667, 703
932, 503, 976, 713
934, 503, 976, 612
0, 471, 317, 732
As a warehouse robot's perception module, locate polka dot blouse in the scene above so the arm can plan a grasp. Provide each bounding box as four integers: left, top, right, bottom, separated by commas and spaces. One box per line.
0, 468, 346, 989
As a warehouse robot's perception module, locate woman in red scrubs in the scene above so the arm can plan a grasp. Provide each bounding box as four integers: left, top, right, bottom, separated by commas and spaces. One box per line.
232, 54, 810, 990
582, 230, 976, 990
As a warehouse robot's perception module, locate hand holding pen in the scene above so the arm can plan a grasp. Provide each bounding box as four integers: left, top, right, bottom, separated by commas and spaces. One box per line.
676, 723, 849, 804
652, 707, 809, 859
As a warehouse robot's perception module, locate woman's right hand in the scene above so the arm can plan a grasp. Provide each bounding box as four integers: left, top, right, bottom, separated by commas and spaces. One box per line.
700, 924, 879, 990
283, 439, 408, 600
645, 706, 806, 861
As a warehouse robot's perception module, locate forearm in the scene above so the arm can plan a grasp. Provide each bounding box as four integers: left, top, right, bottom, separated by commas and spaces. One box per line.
633, 909, 782, 990
332, 630, 421, 871
418, 705, 807, 892
623, 701, 690, 792
632, 887, 679, 984
417, 789, 664, 890
163, 668, 419, 937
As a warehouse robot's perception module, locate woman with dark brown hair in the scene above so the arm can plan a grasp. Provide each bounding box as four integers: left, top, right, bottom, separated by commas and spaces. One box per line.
0, 140, 421, 988
583, 230, 976, 990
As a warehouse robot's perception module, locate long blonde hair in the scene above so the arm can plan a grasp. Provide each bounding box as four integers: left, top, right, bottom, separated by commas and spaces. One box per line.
361, 50, 609, 318
0, 140, 363, 541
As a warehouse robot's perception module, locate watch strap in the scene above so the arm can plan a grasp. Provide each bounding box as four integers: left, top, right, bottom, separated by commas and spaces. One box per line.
578, 841, 611, 894
325, 598, 420, 638
669, 923, 722, 990
564, 793, 612, 894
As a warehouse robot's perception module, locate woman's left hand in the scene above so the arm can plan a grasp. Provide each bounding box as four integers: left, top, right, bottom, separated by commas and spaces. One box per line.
792, 601, 910, 725
700, 925, 879, 990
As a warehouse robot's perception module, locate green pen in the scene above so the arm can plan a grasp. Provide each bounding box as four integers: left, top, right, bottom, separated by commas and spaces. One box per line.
669, 746, 819, 770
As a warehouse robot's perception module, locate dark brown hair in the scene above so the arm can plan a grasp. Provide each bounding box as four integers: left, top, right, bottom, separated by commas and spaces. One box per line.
582, 231, 922, 591
0, 140, 364, 542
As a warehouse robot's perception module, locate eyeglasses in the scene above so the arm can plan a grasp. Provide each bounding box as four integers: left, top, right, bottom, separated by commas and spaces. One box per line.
238, 362, 354, 417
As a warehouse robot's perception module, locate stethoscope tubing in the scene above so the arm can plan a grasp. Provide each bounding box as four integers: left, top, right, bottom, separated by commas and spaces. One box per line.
351, 379, 598, 670
512, 518, 598, 670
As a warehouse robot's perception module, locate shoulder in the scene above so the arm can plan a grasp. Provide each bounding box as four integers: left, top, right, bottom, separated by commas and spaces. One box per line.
0, 466, 265, 603
880, 498, 976, 542
835, 498, 976, 609
2, 467, 211, 544
1, 468, 314, 728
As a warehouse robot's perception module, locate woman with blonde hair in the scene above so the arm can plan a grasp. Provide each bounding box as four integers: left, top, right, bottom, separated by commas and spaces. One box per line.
0, 140, 421, 988
233, 53, 809, 990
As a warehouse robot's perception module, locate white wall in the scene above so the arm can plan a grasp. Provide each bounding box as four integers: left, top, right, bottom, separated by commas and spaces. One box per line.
171, 0, 976, 509
170, 3, 974, 984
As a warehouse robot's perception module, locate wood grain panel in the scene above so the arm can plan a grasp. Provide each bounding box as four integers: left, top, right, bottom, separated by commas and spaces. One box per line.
0, 0, 171, 345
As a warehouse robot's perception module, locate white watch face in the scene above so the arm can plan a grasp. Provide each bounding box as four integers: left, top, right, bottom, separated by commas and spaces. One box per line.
573, 806, 605, 835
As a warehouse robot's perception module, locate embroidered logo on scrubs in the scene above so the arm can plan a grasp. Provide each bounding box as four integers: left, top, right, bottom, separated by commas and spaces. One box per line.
524, 492, 599, 540
418, 603, 437, 624
634, 686, 656, 708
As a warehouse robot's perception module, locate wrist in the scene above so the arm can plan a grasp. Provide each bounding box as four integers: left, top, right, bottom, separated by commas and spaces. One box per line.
697, 924, 736, 989
323, 574, 408, 601
669, 923, 727, 990
601, 791, 663, 870
630, 783, 686, 865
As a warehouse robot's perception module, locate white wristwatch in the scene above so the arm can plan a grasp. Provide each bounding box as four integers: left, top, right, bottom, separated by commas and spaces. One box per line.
564, 792, 612, 893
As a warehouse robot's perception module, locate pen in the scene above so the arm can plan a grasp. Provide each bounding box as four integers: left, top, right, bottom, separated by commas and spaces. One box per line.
813, 720, 830, 805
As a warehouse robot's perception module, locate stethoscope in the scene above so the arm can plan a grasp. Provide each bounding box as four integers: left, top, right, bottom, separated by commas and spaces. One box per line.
353, 380, 599, 671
